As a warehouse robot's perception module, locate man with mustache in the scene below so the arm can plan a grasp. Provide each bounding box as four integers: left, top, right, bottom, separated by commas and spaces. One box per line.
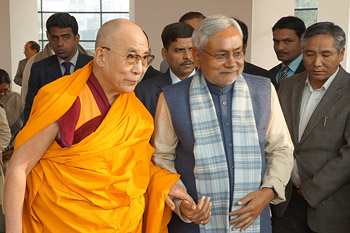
135, 22, 195, 118
272, 21, 350, 233
269, 16, 306, 90
152, 15, 294, 233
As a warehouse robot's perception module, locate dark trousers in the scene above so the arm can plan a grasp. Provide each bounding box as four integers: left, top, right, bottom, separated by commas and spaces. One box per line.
273, 186, 316, 233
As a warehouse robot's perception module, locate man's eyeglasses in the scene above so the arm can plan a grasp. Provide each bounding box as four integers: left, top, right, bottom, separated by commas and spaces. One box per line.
101, 47, 155, 67
200, 48, 243, 62
0, 88, 9, 94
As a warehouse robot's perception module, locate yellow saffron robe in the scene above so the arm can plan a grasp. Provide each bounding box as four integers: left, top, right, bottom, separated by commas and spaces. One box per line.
15, 61, 179, 233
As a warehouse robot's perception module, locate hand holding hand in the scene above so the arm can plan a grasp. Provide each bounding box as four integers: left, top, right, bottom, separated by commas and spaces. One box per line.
180, 196, 212, 225
229, 188, 274, 231
166, 184, 194, 211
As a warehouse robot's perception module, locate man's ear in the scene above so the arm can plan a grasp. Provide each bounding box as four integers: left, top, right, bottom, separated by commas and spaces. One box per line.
75, 33, 80, 43
161, 48, 168, 61
193, 48, 201, 68
46, 31, 50, 40
94, 47, 105, 67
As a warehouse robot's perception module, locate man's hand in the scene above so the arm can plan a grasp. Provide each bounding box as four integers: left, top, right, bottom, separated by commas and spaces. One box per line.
180, 196, 212, 225
166, 184, 194, 211
229, 188, 274, 231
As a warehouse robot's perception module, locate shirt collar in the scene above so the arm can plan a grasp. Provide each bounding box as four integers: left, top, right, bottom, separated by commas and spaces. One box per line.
284, 53, 303, 72
305, 67, 339, 91
169, 68, 195, 84
58, 48, 79, 67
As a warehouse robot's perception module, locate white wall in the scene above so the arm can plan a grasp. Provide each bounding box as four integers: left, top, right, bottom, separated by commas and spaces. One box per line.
251, 0, 295, 70
318, 0, 350, 70
0, 0, 38, 93
134, 0, 297, 71
134, 0, 255, 69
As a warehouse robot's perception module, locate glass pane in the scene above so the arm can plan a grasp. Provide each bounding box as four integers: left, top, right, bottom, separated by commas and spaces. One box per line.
79, 42, 96, 54
295, 0, 318, 9
102, 0, 129, 12
42, 0, 100, 12
37, 13, 43, 41
37, 0, 42, 11
43, 13, 100, 40
295, 10, 318, 28
102, 13, 129, 24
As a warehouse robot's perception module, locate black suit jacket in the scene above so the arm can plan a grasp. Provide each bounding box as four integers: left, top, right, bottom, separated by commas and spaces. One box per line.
141, 65, 162, 82
243, 61, 271, 78
135, 69, 172, 118
269, 60, 305, 90
24, 52, 93, 122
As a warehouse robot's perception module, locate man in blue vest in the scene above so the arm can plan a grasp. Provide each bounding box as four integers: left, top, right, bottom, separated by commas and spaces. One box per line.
152, 14, 294, 233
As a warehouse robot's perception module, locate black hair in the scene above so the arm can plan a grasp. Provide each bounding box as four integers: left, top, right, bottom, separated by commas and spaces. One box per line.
179, 11, 205, 22
272, 16, 306, 39
0, 69, 11, 85
46, 12, 79, 36
301, 21, 346, 53
28, 41, 40, 53
161, 22, 194, 50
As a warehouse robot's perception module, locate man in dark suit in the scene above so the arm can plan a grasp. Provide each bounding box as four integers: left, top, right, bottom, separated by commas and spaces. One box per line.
270, 16, 306, 90
135, 22, 195, 118
24, 12, 93, 122
234, 18, 271, 78
272, 22, 350, 233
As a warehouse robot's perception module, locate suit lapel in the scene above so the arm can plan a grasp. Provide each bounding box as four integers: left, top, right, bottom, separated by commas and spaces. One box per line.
156, 70, 172, 97
48, 56, 62, 83
291, 73, 306, 145
299, 67, 346, 144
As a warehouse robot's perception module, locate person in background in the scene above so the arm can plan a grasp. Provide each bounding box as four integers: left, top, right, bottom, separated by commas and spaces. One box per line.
160, 11, 205, 73
23, 12, 93, 123
14, 41, 40, 87
0, 69, 23, 162
135, 22, 195, 118
270, 16, 306, 90
179, 11, 206, 29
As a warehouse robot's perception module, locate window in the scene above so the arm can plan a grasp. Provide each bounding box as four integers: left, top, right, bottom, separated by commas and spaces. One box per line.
295, 0, 318, 27
37, 0, 129, 52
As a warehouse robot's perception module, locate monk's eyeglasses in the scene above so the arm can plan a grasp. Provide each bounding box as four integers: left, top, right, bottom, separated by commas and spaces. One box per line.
101, 47, 155, 67
200, 48, 243, 62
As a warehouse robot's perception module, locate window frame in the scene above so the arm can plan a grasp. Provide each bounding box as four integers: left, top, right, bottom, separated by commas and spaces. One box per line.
37, 0, 129, 49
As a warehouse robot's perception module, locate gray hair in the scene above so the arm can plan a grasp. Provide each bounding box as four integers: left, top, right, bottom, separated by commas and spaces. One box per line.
192, 14, 243, 50
301, 21, 346, 54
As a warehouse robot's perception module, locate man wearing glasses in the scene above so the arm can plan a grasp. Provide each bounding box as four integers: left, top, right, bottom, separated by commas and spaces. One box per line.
152, 15, 294, 233
4, 18, 191, 233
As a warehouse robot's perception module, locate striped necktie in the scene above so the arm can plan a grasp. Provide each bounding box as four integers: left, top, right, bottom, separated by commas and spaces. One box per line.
279, 65, 290, 84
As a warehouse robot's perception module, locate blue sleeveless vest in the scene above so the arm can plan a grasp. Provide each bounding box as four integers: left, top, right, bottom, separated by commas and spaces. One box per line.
163, 73, 272, 233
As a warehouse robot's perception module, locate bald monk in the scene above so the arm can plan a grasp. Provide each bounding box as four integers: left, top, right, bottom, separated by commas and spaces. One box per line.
4, 18, 192, 233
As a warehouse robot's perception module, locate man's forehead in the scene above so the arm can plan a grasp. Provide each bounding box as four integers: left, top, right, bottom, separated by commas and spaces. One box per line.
50, 27, 74, 35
